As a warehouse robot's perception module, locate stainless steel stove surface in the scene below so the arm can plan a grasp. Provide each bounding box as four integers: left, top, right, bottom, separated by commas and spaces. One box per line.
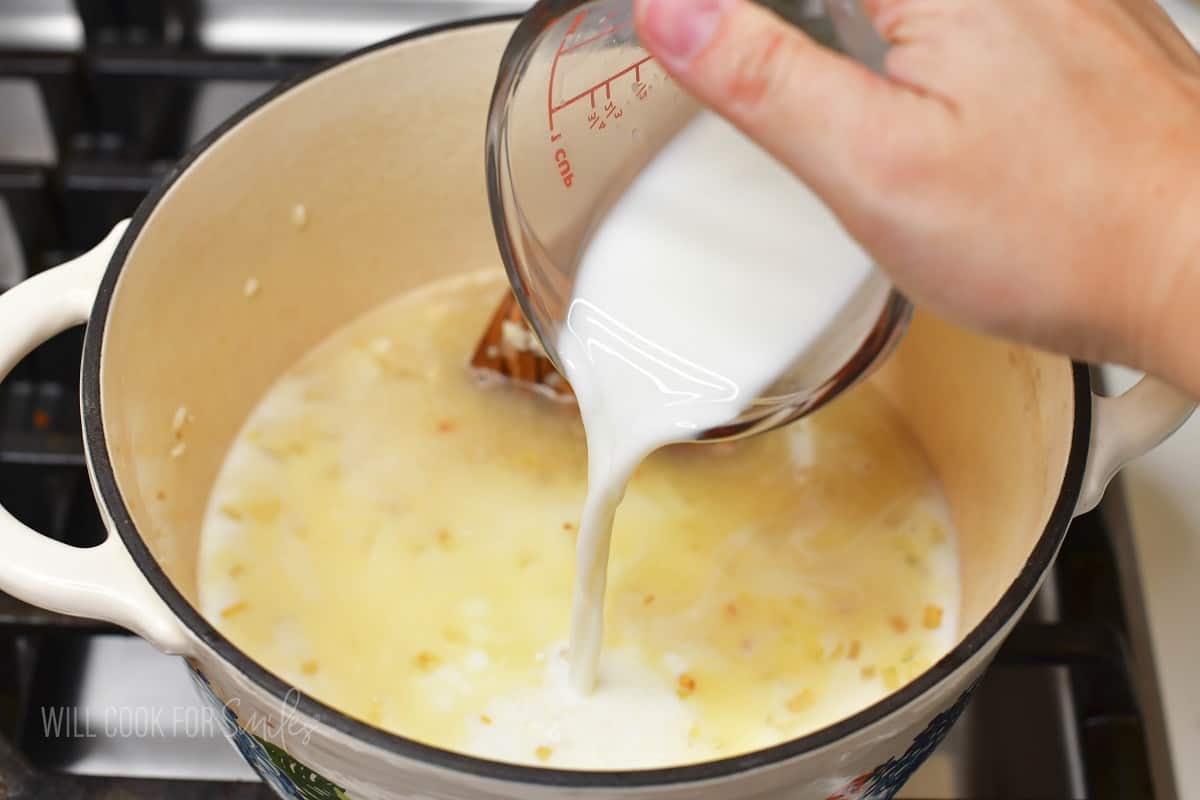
0, 2, 1190, 798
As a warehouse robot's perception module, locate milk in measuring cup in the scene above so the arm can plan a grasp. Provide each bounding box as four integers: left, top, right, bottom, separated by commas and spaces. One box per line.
561, 110, 880, 692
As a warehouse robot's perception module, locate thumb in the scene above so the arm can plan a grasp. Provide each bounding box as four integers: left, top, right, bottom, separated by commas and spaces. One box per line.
634, 0, 913, 206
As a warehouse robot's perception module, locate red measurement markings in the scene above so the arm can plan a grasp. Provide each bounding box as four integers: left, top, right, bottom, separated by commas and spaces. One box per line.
548, 11, 589, 131
586, 99, 624, 132
558, 19, 633, 56
565, 11, 586, 37
548, 54, 654, 130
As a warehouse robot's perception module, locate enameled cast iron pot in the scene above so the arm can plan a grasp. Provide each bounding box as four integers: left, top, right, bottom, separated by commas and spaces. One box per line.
0, 17, 1193, 800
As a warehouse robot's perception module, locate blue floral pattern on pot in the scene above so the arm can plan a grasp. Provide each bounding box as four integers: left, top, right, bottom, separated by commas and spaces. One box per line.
188, 657, 977, 800
825, 680, 980, 800
187, 663, 352, 800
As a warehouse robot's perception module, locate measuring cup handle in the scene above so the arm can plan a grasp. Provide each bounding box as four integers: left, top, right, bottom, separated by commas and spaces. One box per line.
1076, 375, 1196, 515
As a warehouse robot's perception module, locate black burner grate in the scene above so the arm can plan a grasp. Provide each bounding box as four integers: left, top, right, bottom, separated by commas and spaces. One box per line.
0, 4, 1173, 798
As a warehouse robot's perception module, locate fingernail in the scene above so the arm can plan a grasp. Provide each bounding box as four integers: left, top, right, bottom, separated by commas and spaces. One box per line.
638, 0, 731, 64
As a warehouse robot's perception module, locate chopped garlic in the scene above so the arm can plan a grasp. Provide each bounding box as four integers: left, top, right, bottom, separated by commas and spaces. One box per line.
169, 441, 187, 460
786, 689, 815, 713
414, 651, 441, 672
243, 277, 261, 298
291, 203, 308, 229
171, 405, 190, 435
220, 600, 248, 619
923, 605, 944, 629
243, 497, 281, 525
500, 319, 544, 356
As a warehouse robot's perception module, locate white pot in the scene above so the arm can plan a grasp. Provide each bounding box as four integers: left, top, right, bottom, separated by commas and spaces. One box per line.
0, 16, 1192, 800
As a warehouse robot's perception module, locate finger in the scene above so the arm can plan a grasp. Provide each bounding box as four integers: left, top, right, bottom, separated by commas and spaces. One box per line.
863, 0, 916, 43
863, 0, 953, 43
634, 0, 921, 203
861, 0, 958, 95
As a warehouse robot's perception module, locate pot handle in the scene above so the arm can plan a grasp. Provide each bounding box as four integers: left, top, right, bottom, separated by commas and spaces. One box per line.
1077, 375, 1196, 515
0, 221, 191, 654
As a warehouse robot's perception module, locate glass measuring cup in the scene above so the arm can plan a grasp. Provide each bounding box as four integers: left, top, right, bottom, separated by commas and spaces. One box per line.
485, 0, 910, 441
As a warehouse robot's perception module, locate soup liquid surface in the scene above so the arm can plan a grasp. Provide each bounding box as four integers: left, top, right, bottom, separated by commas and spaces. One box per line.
198, 271, 960, 769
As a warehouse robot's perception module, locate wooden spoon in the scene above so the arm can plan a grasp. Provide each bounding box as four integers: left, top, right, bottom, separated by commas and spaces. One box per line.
468, 293, 574, 402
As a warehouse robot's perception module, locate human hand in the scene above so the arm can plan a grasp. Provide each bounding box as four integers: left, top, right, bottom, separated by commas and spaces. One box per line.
634, 0, 1200, 395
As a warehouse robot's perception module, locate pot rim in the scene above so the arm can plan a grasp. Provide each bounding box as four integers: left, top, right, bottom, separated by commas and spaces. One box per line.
79, 14, 1092, 789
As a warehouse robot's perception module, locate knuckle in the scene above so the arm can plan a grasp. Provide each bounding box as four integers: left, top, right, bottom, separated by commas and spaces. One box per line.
846, 89, 955, 199
872, 0, 950, 45
720, 28, 795, 114
883, 43, 925, 83
868, 0, 924, 42
864, 0, 910, 18
851, 123, 931, 198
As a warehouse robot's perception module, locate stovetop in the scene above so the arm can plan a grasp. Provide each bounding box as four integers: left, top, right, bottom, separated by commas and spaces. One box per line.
0, 2, 1192, 798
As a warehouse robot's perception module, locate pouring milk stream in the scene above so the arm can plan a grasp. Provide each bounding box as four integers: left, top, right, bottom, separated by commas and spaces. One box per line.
560, 111, 879, 693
